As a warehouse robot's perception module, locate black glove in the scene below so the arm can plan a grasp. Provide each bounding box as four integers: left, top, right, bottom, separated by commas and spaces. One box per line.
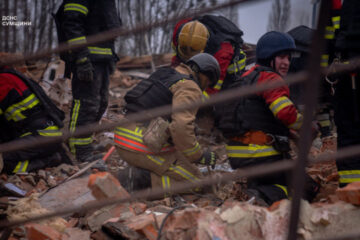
197, 150, 217, 169
76, 56, 93, 82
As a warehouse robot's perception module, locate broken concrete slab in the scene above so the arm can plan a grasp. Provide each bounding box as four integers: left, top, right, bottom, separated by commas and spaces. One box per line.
39, 176, 95, 215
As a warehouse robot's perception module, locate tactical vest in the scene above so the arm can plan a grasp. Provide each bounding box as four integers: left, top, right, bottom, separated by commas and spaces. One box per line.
125, 67, 196, 115
216, 66, 289, 138
0, 69, 65, 129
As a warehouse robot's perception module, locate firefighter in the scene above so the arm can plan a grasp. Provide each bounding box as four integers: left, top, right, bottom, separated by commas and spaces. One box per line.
216, 31, 318, 205
287, 25, 333, 139
55, 0, 122, 162
114, 53, 220, 194
171, 15, 246, 97
0, 53, 70, 174
330, 0, 360, 187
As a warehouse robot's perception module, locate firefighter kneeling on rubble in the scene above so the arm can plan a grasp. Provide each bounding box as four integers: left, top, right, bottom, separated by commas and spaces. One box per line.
216, 31, 319, 206
114, 53, 220, 195
0, 53, 71, 174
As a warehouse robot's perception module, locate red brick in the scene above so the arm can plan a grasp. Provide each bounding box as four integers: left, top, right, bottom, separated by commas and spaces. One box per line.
88, 172, 129, 200
336, 182, 360, 205
25, 223, 61, 240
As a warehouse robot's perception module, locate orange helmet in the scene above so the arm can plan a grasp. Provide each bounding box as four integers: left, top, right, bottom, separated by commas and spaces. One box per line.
177, 21, 209, 61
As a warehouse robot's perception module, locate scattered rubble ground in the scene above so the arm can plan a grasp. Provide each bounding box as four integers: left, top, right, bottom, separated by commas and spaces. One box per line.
1, 54, 359, 240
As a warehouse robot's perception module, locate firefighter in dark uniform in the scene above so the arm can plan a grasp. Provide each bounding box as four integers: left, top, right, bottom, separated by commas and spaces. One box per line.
114, 53, 220, 194
287, 25, 333, 139
171, 15, 246, 98
0, 53, 70, 174
330, 0, 360, 186
56, 0, 121, 162
216, 32, 318, 205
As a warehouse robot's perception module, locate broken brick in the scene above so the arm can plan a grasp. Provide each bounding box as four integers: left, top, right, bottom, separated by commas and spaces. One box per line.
25, 223, 61, 240
336, 182, 360, 205
88, 172, 129, 200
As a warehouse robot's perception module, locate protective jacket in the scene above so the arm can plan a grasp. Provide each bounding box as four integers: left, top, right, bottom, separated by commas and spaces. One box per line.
171, 15, 246, 95
331, 0, 360, 186
0, 68, 65, 174
55, 0, 121, 62
115, 64, 204, 162
216, 65, 303, 204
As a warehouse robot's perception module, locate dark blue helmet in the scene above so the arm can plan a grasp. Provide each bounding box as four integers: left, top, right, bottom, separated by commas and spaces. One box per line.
256, 31, 296, 60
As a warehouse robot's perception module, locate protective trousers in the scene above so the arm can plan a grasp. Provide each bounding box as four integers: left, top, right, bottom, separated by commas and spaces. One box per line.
116, 148, 202, 197
69, 62, 110, 159
334, 72, 360, 187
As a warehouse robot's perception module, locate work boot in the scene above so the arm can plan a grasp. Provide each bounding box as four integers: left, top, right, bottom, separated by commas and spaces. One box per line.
26, 152, 63, 173
75, 144, 97, 163
245, 188, 269, 207
116, 166, 151, 192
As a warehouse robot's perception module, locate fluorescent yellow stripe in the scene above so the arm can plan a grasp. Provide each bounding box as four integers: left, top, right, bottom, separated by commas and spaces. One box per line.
64, 3, 88, 15
88, 47, 112, 55
70, 99, 80, 133
5, 93, 39, 122
332, 16, 340, 29
115, 128, 143, 143
0, 108, 3, 115
38, 126, 62, 137
20, 132, 32, 138
12, 160, 29, 173
214, 79, 224, 90
338, 170, 360, 183
169, 165, 199, 182
269, 96, 293, 116
226, 144, 280, 158
288, 113, 303, 130
182, 142, 201, 157
69, 137, 92, 145
319, 120, 331, 127
147, 155, 164, 166
321, 54, 329, 67
68, 36, 86, 45
325, 26, 335, 39
274, 184, 288, 197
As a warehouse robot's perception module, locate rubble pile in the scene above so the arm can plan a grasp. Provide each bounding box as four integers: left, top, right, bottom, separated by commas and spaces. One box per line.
1, 55, 358, 240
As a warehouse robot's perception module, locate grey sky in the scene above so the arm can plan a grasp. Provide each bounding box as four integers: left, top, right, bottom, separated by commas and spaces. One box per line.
238, 0, 314, 44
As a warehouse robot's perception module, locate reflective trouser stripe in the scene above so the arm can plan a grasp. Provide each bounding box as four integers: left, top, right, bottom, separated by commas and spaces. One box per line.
169, 165, 199, 183
325, 26, 335, 39
88, 47, 112, 55
226, 144, 280, 158
338, 170, 360, 184
69, 99, 82, 154
38, 126, 62, 137
182, 142, 201, 157
319, 120, 331, 127
5, 93, 40, 122
321, 54, 329, 67
332, 16, 340, 29
64, 3, 88, 15
269, 96, 293, 116
274, 184, 288, 197
161, 176, 171, 197
147, 155, 165, 166
13, 160, 29, 174
69, 99, 80, 133
202, 91, 209, 100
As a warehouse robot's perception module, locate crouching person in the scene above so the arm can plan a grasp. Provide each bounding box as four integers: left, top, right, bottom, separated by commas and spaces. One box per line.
216, 32, 319, 206
114, 53, 220, 195
0, 53, 71, 174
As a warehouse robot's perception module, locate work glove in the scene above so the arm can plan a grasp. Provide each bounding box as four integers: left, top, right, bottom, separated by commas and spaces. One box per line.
76, 56, 93, 82
197, 150, 217, 169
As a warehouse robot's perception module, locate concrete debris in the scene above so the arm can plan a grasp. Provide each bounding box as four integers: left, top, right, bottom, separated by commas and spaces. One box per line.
2, 57, 360, 240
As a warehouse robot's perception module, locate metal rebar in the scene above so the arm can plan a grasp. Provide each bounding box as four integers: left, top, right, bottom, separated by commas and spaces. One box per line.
287, 1, 331, 240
